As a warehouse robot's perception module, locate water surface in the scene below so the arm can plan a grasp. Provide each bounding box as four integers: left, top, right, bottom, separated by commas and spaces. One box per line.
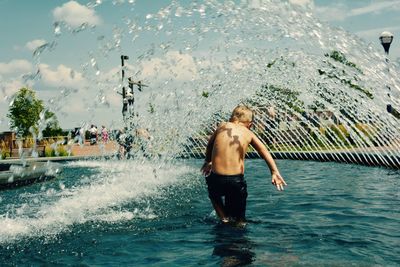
0, 159, 399, 266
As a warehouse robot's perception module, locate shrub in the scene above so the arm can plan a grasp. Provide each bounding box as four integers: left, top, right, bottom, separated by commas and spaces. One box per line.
0, 141, 10, 159
328, 124, 351, 145
45, 144, 70, 157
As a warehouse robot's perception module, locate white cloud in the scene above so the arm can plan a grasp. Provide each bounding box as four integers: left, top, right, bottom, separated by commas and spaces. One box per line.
140, 51, 198, 81
315, 0, 400, 22
53, 1, 101, 28
314, 3, 348, 21
39, 64, 86, 88
356, 26, 400, 40
0, 80, 25, 98
0, 59, 33, 75
350, 1, 400, 17
25, 39, 47, 51
250, 0, 314, 9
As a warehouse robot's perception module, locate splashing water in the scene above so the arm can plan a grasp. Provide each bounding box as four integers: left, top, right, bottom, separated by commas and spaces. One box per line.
96, 0, 400, 166
0, 160, 195, 244
2, 0, 399, 164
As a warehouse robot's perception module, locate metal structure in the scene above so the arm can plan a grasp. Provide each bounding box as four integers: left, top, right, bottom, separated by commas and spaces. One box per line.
117, 55, 148, 124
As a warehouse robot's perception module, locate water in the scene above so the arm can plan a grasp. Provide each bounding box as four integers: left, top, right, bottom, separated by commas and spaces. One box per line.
1, 1, 400, 265
1, 159, 399, 266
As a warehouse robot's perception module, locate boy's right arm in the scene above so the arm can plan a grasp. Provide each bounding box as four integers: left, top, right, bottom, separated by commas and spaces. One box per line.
250, 132, 287, 191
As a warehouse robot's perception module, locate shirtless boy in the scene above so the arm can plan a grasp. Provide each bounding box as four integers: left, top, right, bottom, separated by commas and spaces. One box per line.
201, 105, 287, 223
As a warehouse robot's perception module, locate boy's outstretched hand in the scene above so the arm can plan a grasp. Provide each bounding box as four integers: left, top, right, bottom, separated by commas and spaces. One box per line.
201, 161, 212, 176
271, 172, 287, 191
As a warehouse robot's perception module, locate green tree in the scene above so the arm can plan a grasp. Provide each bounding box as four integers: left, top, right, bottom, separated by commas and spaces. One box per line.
42, 110, 63, 137
7, 87, 62, 137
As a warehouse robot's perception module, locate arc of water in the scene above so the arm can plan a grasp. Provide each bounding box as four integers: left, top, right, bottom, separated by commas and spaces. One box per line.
339, 106, 397, 167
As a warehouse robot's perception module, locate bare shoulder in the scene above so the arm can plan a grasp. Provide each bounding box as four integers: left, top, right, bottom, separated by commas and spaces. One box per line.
218, 122, 228, 128
215, 122, 228, 131
249, 129, 262, 144
246, 127, 256, 140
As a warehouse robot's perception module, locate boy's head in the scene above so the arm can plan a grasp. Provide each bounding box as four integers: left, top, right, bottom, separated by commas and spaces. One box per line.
230, 105, 253, 124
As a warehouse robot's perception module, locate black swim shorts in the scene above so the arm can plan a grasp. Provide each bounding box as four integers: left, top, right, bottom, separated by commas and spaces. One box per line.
206, 172, 248, 220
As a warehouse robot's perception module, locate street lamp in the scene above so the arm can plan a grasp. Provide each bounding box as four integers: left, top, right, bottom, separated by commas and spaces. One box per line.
121, 55, 129, 82
379, 31, 393, 55
120, 55, 129, 120
379, 32, 400, 118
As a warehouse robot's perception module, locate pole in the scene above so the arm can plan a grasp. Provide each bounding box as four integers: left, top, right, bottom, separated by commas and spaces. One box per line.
379, 33, 399, 119
121, 55, 129, 83
120, 55, 129, 121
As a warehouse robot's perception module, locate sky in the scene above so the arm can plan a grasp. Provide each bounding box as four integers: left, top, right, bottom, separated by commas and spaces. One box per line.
0, 0, 399, 132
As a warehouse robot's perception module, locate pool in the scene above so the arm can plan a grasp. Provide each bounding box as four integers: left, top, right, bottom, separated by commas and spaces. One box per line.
0, 159, 399, 266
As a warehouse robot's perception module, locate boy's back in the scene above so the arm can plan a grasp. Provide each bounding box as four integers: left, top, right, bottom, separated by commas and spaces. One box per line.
211, 122, 253, 175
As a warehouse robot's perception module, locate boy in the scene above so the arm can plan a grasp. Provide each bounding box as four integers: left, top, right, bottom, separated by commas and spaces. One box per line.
201, 105, 286, 223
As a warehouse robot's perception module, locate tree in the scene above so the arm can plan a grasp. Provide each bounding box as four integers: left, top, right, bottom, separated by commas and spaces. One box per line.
7, 87, 62, 137
42, 110, 63, 137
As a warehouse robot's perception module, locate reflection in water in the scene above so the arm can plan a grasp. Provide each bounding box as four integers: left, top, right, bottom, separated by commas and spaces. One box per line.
211, 224, 255, 266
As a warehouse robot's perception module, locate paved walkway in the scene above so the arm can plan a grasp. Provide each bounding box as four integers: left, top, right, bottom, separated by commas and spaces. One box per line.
70, 141, 119, 157
1, 141, 120, 164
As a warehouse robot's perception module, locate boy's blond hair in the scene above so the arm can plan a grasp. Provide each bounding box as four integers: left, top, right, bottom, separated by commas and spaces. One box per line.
230, 105, 253, 123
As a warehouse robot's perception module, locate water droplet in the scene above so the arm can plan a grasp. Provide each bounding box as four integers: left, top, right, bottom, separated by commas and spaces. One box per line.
59, 182, 65, 190
175, 6, 183, 17
112, 0, 125, 5
198, 5, 206, 17
72, 23, 88, 33
91, 58, 97, 67
33, 43, 49, 57
22, 69, 41, 83
54, 22, 61, 36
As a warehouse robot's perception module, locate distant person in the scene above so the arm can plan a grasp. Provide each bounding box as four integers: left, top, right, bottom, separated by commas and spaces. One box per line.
75, 127, 85, 146
116, 128, 126, 158
116, 128, 133, 159
101, 125, 109, 143
201, 105, 286, 225
89, 125, 98, 145
126, 90, 134, 115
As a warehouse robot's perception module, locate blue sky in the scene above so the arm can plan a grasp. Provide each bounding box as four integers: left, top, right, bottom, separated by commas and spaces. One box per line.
0, 0, 399, 132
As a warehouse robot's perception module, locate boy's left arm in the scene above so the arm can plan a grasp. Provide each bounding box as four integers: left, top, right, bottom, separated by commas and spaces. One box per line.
250, 133, 287, 191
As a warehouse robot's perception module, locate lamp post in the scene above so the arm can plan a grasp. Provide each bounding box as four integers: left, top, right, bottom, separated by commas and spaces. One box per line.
120, 55, 129, 120
121, 55, 129, 82
379, 31, 393, 56
379, 32, 399, 118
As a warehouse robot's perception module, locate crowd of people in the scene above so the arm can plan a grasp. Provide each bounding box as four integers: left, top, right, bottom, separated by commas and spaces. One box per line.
73, 124, 153, 159
74, 125, 109, 146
